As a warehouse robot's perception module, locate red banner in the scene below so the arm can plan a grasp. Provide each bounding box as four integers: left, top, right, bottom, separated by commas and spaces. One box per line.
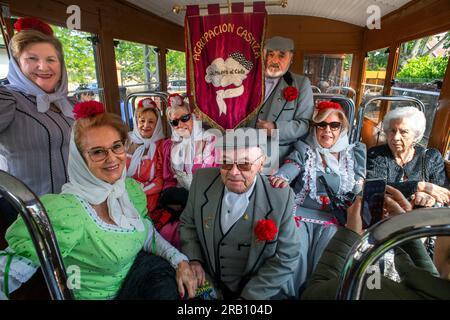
185, 2, 266, 131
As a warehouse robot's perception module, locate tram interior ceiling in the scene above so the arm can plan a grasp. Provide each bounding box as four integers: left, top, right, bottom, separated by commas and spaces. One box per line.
0, 0, 449, 302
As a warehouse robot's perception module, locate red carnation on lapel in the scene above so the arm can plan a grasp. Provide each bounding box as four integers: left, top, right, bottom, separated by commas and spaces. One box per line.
282, 86, 298, 102
14, 17, 54, 36
255, 219, 278, 241
73, 101, 105, 120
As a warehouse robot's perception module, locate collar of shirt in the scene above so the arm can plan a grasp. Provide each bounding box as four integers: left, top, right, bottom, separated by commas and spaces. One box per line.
221, 176, 258, 234
264, 77, 281, 102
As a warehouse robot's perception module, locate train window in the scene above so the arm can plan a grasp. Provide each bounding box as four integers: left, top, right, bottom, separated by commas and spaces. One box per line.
393, 31, 450, 146
114, 39, 160, 124
166, 49, 186, 94
363, 48, 389, 101
0, 33, 7, 79
52, 25, 104, 104
114, 39, 160, 94
303, 53, 353, 93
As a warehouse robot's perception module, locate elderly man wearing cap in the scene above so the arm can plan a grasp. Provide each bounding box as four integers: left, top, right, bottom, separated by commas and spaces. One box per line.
179, 128, 301, 300
250, 36, 314, 165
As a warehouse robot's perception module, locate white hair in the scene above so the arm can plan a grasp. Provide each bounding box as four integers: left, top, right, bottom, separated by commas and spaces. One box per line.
382, 107, 426, 142
166, 103, 190, 120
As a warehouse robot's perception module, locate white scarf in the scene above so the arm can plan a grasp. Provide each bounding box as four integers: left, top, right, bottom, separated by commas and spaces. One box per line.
61, 131, 144, 231
6, 45, 74, 118
305, 129, 349, 175
170, 114, 205, 174
127, 108, 165, 177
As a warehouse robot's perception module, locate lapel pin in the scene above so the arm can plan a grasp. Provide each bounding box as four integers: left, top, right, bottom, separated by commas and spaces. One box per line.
243, 214, 249, 221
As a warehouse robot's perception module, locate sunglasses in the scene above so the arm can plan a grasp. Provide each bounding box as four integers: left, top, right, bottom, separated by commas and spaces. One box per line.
220, 155, 264, 172
315, 121, 342, 131
86, 141, 126, 162
170, 114, 191, 127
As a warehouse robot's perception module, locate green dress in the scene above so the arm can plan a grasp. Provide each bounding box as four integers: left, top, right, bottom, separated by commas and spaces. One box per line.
5, 178, 160, 300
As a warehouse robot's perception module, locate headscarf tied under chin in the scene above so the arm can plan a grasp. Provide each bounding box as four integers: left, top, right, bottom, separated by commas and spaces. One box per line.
61, 131, 144, 231
127, 106, 165, 177
6, 44, 74, 119
305, 128, 349, 175
170, 113, 205, 174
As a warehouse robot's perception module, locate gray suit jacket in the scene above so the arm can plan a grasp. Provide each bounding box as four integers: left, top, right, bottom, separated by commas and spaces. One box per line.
250, 72, 314, 163
180, 167, 301, 300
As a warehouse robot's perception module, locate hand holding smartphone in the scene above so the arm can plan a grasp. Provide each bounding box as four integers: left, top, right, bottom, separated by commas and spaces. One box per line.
361, 178, 387, 228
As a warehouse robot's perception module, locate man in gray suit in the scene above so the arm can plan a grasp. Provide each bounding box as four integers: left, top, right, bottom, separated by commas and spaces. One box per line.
251, 36, 314, 165
180, 128, 301, 299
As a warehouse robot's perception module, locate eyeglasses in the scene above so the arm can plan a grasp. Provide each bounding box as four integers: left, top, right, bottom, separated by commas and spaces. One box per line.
169, 114, 191, 127
220, 155, 264, 172
315, 121, 342, 131
86, 141, 126, 162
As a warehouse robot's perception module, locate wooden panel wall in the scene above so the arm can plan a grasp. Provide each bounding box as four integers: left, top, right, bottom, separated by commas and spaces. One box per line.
266, 15, 365, 76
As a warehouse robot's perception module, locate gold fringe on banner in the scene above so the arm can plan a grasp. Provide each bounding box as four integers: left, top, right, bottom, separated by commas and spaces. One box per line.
173, 0, 287, 14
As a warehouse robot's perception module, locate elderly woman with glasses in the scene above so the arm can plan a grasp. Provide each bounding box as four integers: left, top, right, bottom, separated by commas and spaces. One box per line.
0, 101, 197, 300
367, 107, 449, 207
269, 101, 366, 297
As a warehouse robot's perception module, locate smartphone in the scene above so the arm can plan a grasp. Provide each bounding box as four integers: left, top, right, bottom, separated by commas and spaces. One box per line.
361, 179, 387, 228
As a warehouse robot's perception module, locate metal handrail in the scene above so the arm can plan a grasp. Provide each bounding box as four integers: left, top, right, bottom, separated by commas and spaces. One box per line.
325, 86, 357, 101
0, 170, 73, 300
124, 91, 169, 128
337, 208, 450, 300
311, 85, 322, 93
353, 95, 426, 144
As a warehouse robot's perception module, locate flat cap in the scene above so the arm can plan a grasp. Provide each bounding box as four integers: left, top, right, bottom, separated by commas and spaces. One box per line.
215, 128, 267, 152
264, 36, 294, 51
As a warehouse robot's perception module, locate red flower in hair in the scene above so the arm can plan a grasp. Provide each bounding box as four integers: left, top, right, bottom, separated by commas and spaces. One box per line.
138, 98, 157, 109
282, 86, 298, 102
14, 17, 54, 36
73, 101, 105, 120
317, 101, 343, 111
168, 93, 184, 107
254, 219, 278, 242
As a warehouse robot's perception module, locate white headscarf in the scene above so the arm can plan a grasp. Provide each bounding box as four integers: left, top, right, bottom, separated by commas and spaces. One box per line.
305, 129, 349, 175
170, 114, 205, 173
7, 44, 74, 118
127, 106, 165, 177
62, 131, 144, 231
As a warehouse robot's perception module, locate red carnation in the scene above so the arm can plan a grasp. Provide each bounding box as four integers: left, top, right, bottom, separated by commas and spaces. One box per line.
254, 219, 278, 242
14, 17, 54, 36
73, 101, 105, 120
282, 86, 298, 102
317, 101, 343, 111
168, 93, 184, 107
138, 98, 157, 109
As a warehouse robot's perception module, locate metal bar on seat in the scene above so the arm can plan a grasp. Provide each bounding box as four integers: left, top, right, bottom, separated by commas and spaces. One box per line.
337, 208, 450, 300
0, 170, 73, 300
353, 95, 426, 144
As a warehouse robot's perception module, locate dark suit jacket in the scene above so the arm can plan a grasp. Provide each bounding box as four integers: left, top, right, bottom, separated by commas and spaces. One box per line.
180, 167, 301, 299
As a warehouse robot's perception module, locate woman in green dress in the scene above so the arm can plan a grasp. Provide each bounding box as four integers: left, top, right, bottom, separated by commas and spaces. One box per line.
0, 101, 197, 300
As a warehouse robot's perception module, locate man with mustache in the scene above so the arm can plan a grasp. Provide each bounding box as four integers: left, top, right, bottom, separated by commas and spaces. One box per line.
250, 36, 314, 166
179, 128, 300, 299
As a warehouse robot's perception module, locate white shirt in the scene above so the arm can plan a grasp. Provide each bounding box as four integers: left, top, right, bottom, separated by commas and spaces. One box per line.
264, 77, 281, 102
220, 177, 257, 234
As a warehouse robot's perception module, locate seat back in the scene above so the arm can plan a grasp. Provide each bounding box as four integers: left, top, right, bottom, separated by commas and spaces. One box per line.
353, 95, 426, 145
0, 170, 73, 300
125, 91, 171, 137
325, 86, 356, 102
337, 207, 450, 300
